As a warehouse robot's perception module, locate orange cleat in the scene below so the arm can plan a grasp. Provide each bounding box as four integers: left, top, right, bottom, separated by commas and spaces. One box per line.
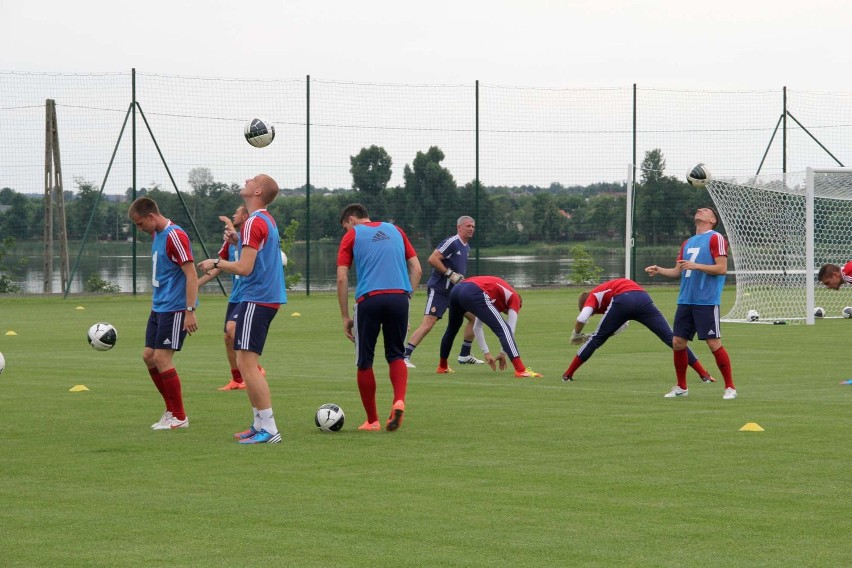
258, 365, 266, 378
514, 368, 543, 378
386, 400, 405, 432
218, 380, 247, 391
436, 366, 455, 374
358, 420, 381, 431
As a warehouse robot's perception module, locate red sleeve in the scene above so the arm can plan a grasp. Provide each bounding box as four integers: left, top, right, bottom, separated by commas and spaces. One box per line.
217, 241, 229, 260
337, 230, 356, 267
166, 229, 193, 265
676, 240, 687, 262
843, 262, 852, 280
709, 233, 728, 258
394, 226, 417, 259
507, 292, 522, 313
241, 216, 269, 250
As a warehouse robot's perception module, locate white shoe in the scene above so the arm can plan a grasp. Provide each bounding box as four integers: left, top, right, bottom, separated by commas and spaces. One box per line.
404, 358, 416, 369
723, 387, 737, 400
457, 355, 485, 365
153, 415, 189, 430
151, 411, 173, 429
664, 386, 688, 398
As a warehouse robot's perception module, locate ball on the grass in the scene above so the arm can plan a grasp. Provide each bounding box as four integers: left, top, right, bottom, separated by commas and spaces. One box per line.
315, 403, 345, 432
687, 163, 711, 188
814, 307, 825, 318
244, 118, 275, 148
87, 322, 117, 351
746, 309, 760, 322
843, 307, 852, 319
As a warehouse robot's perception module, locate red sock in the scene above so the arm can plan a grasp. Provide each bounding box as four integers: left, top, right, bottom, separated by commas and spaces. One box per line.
439, 357, 449, 368
230, 368, 244, 384
712, 346, 735, 389
511, 357, 525, 373
356, 368, 378, 423
689, 360, 709, 378
388, 359, 408, 403
159, 368, 186, 420
149, 367, 170, 412
674, 349, 688, 390
564, 355, 584, 379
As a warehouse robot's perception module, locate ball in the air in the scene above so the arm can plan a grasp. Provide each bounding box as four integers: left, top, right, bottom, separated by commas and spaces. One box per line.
814, 307, 826, 318
87, 322, 117, 351
314, 403, 345, 432
244, 118, 275, 148
843, 307, 852, 319
687, 163, 711, 188
746, 309, 760, 322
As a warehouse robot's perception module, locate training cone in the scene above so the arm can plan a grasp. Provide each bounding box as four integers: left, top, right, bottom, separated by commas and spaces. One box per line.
76, 306, 85, 310
69, 385, 90, 392
5, 331, 17, 336
739, 422, 764, 432
291, 312, 301, 317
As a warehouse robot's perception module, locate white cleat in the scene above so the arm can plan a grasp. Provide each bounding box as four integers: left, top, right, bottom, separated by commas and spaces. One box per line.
153, 415, 189, 430
151, 411, 173, 429
723, 387, 737, 400
663, 386, 688, 398
403, 358, 416, 369
457, 355, 485, 365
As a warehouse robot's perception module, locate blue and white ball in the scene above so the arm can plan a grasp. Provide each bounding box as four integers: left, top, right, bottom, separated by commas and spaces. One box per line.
843, 307, 852, 319
746, 309, 760, 322
88, 322, 117, 351
244, 118, 275, 148
814, 307, 826, 318
315, 403, 345, 432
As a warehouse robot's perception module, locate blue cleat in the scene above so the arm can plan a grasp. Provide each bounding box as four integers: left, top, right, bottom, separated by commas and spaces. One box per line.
840, 379, 852, 385
238, 428, 281, 444
233, 426, 258, 440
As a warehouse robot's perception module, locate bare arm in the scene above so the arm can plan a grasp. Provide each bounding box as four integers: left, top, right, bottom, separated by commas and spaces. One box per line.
407, 256, 423, 294
197, 267, 222, 289
181, 261, 198, 333
198, 246, 257, 277
337, 265, 354, 342
645, 264, 683, 279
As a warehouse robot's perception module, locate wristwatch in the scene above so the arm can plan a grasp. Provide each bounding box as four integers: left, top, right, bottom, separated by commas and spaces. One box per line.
213, 258, 221, 268
186, 306, 196, 312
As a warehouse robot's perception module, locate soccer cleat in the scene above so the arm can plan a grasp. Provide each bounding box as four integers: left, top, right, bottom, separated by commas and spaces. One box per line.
153, 415, 189, 430
840, 379, 852, 385
457, 355, 485, 365
404, 358, 416, 369
722, 387, 737, 400
358, 420, 381, 431
664, 386, 688, 398
514, 368, 543, 378
436, 366, 455, 374
562, 372, 574, 382
238, 428, 281, 444
151, 410, 173, 429
233, 426, 259, 440
259, 365, 266, 378
700, 375, 717, 383
386, 400, 405, 432
218, 380, 246, 391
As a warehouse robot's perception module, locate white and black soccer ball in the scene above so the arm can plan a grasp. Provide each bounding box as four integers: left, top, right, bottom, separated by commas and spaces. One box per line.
746, 309, 760, 322
687, 163, 712, 188
0, 351, 5, 374
315, 403, 345, 432
87, 322, 117, 351
244, 118, 275, 148
843, 307, 852, 319
814, 307, 826, 318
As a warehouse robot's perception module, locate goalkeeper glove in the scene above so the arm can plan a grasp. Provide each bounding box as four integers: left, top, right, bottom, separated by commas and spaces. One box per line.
445, 268, 464, 284
570, 331, 588, 345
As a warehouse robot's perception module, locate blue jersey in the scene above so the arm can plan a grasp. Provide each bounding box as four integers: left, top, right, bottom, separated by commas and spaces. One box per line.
151, 222, 193, 313
239, 210, 287, 305
677, 231, 727, 305
227, 241, 244, 303
426, 234, 470, 292
350, 222, 412, 299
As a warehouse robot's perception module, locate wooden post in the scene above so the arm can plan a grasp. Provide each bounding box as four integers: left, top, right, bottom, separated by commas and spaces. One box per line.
43, 99, 70, 293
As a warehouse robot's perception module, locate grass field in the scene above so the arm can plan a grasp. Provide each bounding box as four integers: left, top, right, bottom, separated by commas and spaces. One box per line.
0, 288, 850, 567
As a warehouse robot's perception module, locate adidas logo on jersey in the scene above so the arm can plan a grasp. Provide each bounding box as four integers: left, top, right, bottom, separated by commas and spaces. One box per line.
372, 231, 390, 242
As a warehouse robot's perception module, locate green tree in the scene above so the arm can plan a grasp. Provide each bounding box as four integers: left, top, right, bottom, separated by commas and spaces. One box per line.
401, 146, 458, 245
568, 244, 603, 285
350, 146, 392, 195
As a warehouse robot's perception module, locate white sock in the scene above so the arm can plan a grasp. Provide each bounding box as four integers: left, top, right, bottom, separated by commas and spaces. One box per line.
252, 407, 261, 430
258, 407, 278, 434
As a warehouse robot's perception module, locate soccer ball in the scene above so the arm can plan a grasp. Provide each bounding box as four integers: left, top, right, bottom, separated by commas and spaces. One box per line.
746, 309, 760, 322
687, 163, 712, 188
281, 250, 288, 267
315, 403, 345, 432
244, 118, 275, 148
814, 307, 826, 318
87, 322, 117, 351
843, 307, 852, 319
0, 351, 5, 374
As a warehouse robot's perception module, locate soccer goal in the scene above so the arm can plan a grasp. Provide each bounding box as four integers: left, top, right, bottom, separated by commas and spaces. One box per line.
706, 167, 852, 324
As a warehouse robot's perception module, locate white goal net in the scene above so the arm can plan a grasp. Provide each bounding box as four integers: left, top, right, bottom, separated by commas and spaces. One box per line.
706, 167, 852, 324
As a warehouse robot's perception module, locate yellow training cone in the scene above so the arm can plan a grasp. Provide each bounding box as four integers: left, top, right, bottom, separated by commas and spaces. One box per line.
69, 385, 90, 392
739, 422, 764, 432
291, 312, 301, 317
5, 331, 17, 336
76, 306, 85, 310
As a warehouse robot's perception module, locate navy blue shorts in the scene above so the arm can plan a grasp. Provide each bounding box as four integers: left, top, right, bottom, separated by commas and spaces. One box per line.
223, 301, 240, 333
422, 287, 450, 319
233, 302, 279, 355
673, 304, 722, 341
354, 293, 409, 369
145, 310, 188, 351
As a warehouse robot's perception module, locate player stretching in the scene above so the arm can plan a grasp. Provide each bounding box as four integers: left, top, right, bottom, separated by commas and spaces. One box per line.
198, 174, 287, 444
817, 262, 852, 385
128, 197, 198, 430
646, 206, 737, 399
562, 277, 715, 384
337, 203, 422, 432
438, 275, 542, 378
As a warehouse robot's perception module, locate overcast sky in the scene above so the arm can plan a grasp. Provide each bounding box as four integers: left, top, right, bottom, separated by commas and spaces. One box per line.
2, 0, 852, 91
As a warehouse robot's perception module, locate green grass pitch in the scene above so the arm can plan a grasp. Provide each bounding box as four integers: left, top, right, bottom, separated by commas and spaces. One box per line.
0, 288, 849, 567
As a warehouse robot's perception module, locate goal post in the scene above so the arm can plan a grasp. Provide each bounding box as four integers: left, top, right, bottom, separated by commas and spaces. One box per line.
706, 167, 852, 324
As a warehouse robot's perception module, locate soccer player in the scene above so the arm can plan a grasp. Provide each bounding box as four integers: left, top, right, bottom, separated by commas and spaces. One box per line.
645, 206, 737, 399
336, 203, 422, 432
197, 205, 266, 391
198, 174, 287, 444
437, 275, 543, 378
128, 197, 198, 430
561, 277, 716, 384
403, 216, 484, 368
817, 262, 852, 385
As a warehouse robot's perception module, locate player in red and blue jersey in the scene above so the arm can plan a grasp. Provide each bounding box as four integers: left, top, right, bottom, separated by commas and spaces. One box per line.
438, 275, 543, 378
336, 203, 422, 432
646, 207, 737, 399
817, 261, 852, 384
198, 174, 287, 444
128, 197, 198, 431
561, 278, 715, 384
